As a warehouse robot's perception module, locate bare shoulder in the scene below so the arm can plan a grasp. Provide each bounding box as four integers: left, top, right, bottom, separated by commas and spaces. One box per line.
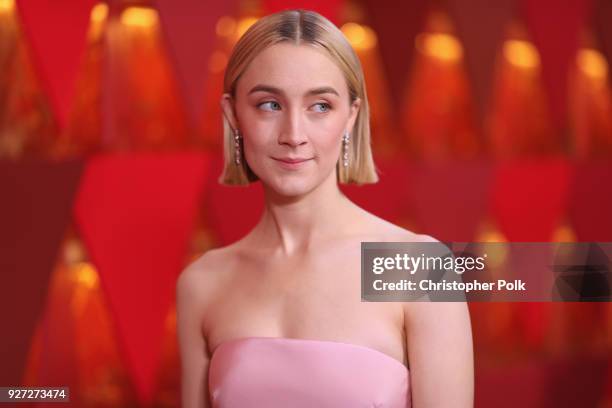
357, 208, 439, 244
360, 214, 451, 306
395, 226, 469, 323
176, 246, 234, 309
358, 213, 463, 319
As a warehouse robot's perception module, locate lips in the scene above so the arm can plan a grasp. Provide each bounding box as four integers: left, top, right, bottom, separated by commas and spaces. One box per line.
271, 156, 313, 170
273, 157, 312, 163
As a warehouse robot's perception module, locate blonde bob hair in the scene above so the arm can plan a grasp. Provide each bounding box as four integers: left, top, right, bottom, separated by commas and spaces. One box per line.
219, 8, 379, 185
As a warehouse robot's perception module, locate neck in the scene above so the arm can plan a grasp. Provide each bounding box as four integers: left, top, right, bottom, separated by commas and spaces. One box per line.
254, 171, 354, 257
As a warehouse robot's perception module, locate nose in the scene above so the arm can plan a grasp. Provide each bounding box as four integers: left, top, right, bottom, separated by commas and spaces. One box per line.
277, 107, 308, 147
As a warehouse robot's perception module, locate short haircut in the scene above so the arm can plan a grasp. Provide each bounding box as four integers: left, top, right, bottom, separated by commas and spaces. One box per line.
219, 9, 379, 185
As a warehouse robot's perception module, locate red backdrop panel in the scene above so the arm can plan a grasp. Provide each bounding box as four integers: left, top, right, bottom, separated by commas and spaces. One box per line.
568, 162, 612, 241
409, 160, 493, 241
156, 0, 240, 128
262, 0, 344, 26
74, 153, 209, 405
204, 156, 265, 246
521, 0, 594, 130
491, 159, 572, 241
16, 0, 96, 129
363, 0, 429, 122
0, 158, 84, 387
446, 0, 515, 123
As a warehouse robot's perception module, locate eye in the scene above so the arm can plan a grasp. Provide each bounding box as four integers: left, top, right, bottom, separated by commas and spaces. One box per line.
257, 101, 281, 111
312, 102, 332, 113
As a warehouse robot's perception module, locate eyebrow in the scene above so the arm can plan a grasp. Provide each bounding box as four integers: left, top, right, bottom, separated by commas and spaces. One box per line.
247, 84, 340, 97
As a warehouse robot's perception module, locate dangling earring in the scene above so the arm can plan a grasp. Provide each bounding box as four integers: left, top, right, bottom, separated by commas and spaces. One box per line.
342, 130, 350, 167
234, 128, 242, 165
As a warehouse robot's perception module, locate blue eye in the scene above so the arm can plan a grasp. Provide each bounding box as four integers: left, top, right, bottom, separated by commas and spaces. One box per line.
313, 102, 331, 113
258, 101, 281, 111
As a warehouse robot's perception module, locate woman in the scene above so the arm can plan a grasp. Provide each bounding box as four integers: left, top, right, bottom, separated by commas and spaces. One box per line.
177, 9, 473, 408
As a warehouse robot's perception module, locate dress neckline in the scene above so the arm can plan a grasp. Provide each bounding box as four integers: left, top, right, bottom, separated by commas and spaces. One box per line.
210, 336, 409, 372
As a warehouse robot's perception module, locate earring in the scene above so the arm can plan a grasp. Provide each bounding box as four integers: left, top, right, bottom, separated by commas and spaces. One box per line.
234, 129, 242, 165
342, 130, 350, 167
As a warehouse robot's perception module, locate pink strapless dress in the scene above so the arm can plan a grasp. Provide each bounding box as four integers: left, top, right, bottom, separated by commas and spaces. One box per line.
208, 336, 411, 407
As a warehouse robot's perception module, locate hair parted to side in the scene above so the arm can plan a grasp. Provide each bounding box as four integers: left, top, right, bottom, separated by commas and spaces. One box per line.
219, 8, 379, 186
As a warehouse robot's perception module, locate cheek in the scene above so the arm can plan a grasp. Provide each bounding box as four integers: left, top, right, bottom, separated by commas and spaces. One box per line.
236, 111, 271, 152
316, 131, 342, 161
316, 110, 351, 157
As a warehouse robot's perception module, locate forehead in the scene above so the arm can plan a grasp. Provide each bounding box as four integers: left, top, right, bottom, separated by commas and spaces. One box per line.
237, 42, 348, 97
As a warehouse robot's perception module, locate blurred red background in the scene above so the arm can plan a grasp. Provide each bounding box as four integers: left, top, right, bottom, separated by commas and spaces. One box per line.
1, 0, 611, 406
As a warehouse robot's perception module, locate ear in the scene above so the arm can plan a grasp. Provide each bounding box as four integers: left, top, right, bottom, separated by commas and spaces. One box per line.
220, 93, 239, 131
346, 97, 361, 134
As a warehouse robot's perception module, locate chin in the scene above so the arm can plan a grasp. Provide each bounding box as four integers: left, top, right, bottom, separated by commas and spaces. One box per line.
254, 161, 335, 198
271, 180, 313, 197
258, 173, 316, 197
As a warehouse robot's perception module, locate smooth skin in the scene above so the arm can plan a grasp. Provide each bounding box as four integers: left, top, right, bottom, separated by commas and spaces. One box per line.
176, 42, 474, 408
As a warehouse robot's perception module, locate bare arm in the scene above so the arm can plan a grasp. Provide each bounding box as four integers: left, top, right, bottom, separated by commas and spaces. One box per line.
403, 300, 474, 407
176, 259, 212, 408
403, 235, 474, 406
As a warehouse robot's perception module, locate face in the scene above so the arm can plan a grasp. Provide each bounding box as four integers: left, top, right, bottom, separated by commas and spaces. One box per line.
221, 42, 360, 197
